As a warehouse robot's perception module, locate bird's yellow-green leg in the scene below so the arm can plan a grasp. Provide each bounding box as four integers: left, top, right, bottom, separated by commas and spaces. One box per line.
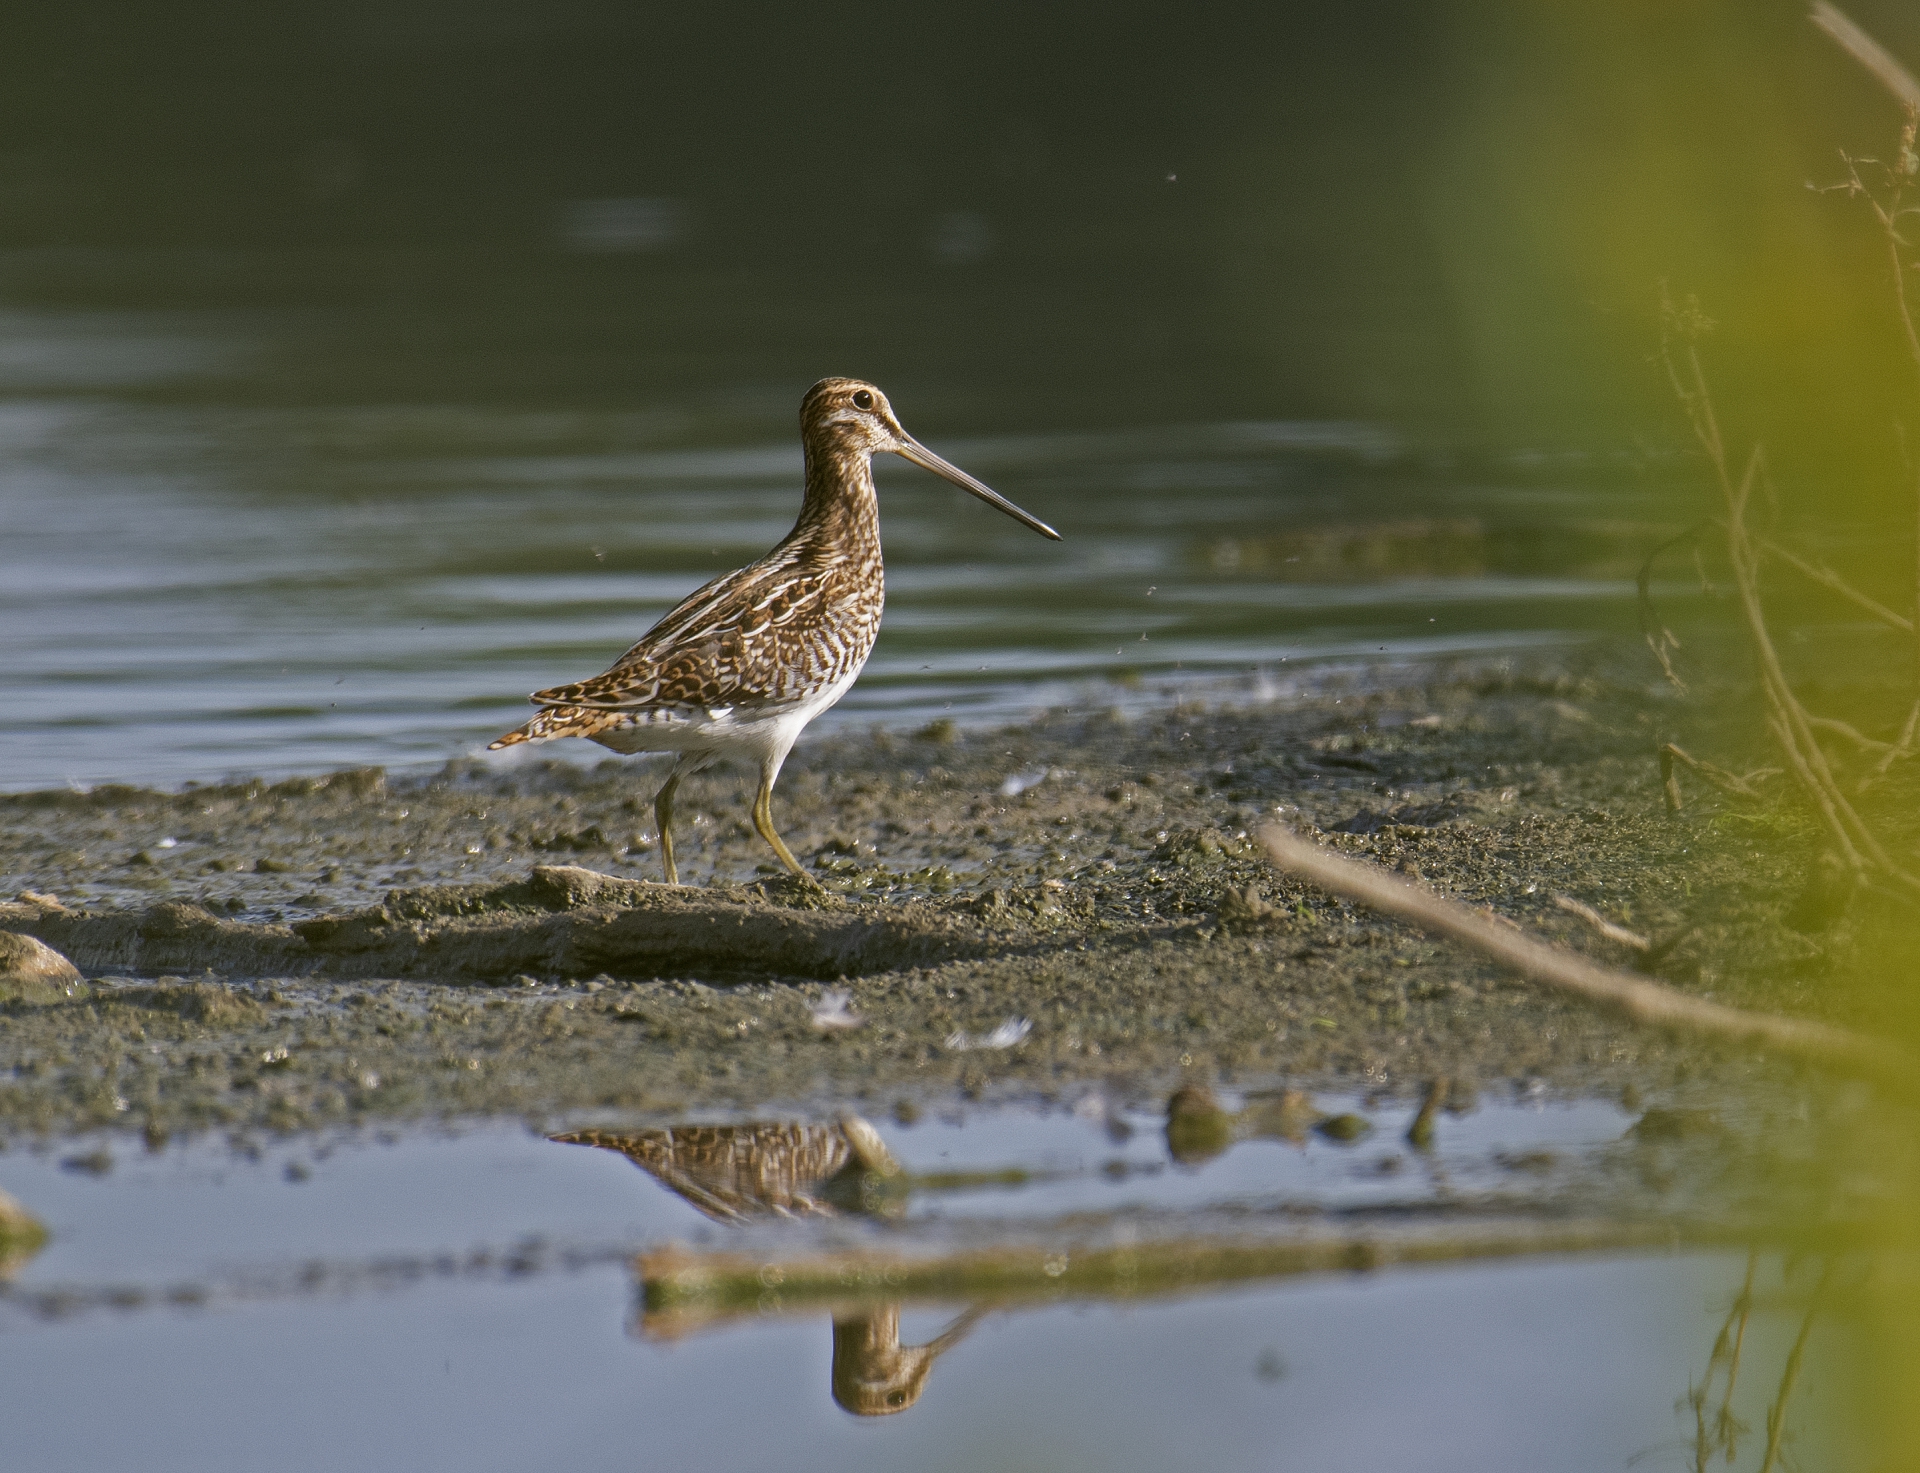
751, 774, 810, 881
653, 769, 684, 885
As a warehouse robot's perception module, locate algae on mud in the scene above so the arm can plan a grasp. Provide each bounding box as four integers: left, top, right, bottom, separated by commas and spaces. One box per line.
0, 647, 1916, 1141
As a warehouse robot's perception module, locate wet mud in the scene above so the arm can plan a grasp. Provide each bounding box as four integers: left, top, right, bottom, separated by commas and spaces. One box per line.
1, 865, 987, 988
1, 645, 1915, 1140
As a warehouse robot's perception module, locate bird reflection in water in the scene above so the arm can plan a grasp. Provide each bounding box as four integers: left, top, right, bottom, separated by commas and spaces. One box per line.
832, 1303, 989, 1417
553, 1113, 987, 1416
552, 1113, 905, 1223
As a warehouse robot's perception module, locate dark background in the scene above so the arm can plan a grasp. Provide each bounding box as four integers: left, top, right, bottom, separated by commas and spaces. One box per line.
3, 1, 1920, 490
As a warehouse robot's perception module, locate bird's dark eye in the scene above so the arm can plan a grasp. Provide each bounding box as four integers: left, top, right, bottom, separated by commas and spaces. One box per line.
852, 390, 874, 410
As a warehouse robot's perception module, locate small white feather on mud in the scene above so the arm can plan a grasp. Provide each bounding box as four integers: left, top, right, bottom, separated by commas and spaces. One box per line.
810, 988, 865, 1031
946, 1017, 1032, 1051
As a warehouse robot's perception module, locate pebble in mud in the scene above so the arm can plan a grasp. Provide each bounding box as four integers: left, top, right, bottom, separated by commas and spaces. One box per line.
0, 1185, 48, 1269
1164, 1085, 1236, 1164
1312, 1113, 1373, 1144
0, 930, 82, 994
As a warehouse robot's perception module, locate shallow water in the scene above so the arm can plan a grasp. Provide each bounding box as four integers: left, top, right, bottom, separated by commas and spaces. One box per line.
0, 306, 1693, 792
0, 1097, 1849, 1471
2, 1093, 1636, 1283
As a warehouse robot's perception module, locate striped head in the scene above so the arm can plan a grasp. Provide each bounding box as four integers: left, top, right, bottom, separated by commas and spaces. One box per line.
802, 377, 912, 457
800, 377, 1061, 541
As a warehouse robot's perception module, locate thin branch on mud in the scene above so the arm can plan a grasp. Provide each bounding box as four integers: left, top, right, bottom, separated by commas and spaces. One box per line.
1756, 1259, 1832, 1473
1659, 746, 1686, 814
1637, 521, 1706, 693
1258, 825, 1919, 1094
1640, 924, 1701, 973
1552, 897, 1701, 976
1552, 894, 1652, 952
1660, 742, 1772, 803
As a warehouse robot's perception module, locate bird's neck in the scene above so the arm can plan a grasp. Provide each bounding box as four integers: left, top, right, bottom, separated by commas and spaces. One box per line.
796, 442, 881, 553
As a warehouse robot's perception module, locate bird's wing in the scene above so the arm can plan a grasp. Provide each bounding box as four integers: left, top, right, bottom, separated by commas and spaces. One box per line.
531, 539, 845, 713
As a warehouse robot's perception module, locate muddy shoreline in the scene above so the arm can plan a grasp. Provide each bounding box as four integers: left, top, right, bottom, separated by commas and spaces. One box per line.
2, 644, 1913, 1141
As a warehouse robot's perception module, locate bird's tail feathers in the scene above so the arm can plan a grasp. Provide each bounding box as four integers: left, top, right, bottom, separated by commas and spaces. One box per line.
488, 703, 626, 750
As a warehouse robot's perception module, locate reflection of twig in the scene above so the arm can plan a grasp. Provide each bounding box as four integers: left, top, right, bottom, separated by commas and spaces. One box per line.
638, 1217, 1756, 1337
1685, 1253, 1757, 1473
1757, 1259, 1832, 1473
1405, 1076, 1447, 1150
1258, 824, 1920, 1093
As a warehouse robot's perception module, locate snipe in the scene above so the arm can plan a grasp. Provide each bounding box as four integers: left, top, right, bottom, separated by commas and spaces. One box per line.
489, 378, 1060, 883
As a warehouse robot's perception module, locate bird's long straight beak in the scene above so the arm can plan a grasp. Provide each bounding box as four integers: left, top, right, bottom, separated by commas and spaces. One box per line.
893, 437, 1062, 541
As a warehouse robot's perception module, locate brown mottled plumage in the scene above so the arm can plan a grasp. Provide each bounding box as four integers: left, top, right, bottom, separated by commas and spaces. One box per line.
490, 377, 1060, 883
832, 1303, 987, 1417
551, 1121, 869, 1224
560, 1116, 983, 1417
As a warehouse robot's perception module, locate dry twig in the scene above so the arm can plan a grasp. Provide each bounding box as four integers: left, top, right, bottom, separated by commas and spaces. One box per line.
1805, 714, 1902, 754
1873, 698, 1920, 776
1746, 528, 1913, 634
1812, 3, 1920, 109
1814, 5, 1920, 697
1660, 742, 1771, 803
1552, 894, 1652, 952
1630, 9, 1920, 889
1637, 522, 1706, 693
1259, 825, 1918, 1094
1554, 894, 1701, 976
1658, 301, 1920, 891
1659, 745, 1686, 814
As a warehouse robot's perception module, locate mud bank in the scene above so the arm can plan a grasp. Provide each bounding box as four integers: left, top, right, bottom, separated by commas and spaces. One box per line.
1, 865, 990, 987
1, 644, 1914, 1138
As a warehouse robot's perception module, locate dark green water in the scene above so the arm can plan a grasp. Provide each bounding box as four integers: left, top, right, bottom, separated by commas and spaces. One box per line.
0, 1100, 1858, 1471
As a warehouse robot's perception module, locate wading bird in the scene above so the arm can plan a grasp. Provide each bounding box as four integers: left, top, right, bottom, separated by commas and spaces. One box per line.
489, 378, 1060, 883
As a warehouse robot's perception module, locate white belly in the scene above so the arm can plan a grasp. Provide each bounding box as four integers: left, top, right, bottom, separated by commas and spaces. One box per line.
587, 655, 867, 774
